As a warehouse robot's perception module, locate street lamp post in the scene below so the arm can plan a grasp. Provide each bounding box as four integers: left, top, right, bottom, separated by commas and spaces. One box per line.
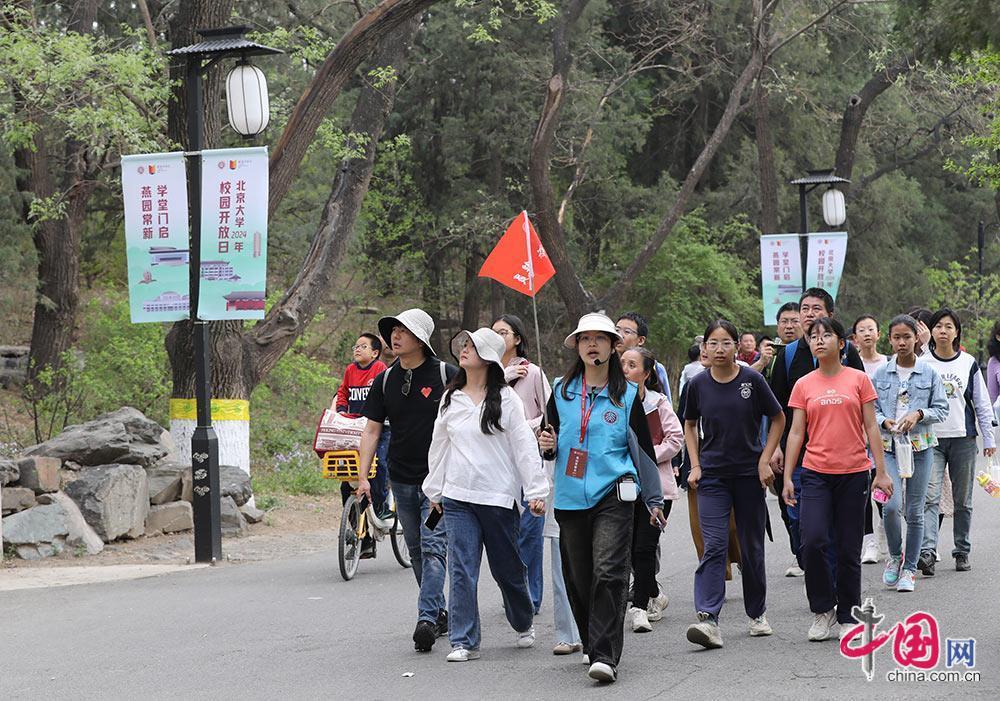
788, 168, 850, 292
167, 27, 281, 563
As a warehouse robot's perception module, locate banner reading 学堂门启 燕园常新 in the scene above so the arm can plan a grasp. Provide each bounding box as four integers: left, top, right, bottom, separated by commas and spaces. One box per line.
759, 234, 803, 327
122, 152, 190, 323
197, 147, 269, 320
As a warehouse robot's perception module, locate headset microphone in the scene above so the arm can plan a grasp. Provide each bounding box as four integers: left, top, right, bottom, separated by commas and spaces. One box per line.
593, 357, 603, 366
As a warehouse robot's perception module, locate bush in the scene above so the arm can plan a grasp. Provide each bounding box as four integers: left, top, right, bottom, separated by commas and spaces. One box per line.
251, 446, 341, 497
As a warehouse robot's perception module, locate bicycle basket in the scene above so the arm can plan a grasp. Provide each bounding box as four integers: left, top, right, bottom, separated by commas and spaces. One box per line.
321, 450, 377, 480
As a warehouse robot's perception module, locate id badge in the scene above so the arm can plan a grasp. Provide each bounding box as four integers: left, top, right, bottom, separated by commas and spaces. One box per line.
566, 448, 588, 479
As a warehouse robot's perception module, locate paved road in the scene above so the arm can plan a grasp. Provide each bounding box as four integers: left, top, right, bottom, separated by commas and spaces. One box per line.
3, 491, 998, 700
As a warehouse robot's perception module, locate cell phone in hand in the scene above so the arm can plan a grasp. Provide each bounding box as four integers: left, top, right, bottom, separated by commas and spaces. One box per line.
425, 507, 442, 530
357, 494, 370, 512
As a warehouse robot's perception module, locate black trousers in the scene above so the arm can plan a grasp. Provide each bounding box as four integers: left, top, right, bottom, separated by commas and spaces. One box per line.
556, 490, 635, 668
631, 500, 671, 609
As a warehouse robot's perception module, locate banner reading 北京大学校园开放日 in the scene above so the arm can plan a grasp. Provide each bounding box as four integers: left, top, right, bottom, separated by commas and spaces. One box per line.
197, 147, 269, 321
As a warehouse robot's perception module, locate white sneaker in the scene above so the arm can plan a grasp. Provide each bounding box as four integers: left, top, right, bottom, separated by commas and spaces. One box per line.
861, 534, 879, 564
647, 592, 669, 621
630, 606, 652, 633
808, 609, 838, 641
516, 626, 535, 648
552, 641, 582, 655
588, 661, 617, 683
875, 517, 889, 560
935, 550, 941, 562
749, 614, 773, 637
785, 564, 805, 577
582, 653, 590, 665
446, 647, 480, 662
686, 612, 724, 649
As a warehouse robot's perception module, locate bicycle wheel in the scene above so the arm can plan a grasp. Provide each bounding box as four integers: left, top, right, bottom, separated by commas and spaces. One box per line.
391, 513, 411, 569
339, 495, 362, 581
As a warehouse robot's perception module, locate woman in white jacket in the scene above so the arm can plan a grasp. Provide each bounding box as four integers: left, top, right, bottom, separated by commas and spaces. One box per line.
423, 328, 548, 662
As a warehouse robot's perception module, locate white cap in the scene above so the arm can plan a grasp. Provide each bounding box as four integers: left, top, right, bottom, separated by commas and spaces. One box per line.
563, 312, 623, 349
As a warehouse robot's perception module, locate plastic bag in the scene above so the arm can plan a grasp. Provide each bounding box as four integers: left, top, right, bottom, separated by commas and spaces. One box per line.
313, 410, 367, 457
894, 433, 914, 479
988, 454, 1000, 483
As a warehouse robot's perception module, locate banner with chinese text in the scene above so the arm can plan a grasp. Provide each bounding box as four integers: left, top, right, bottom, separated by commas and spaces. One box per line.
759, 234, 803, 327
805, 232, 848, 299
122, 152, 190, 323
197, 147, 269, 320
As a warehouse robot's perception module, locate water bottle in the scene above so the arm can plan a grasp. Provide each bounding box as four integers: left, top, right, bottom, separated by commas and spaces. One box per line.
976, 471, 1000, 498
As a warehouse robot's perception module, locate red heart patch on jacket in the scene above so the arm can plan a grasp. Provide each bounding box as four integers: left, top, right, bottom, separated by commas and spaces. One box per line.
420, 387, 432, 398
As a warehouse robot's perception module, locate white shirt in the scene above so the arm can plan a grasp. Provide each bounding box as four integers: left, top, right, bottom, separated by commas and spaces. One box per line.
423, 386, 548, 511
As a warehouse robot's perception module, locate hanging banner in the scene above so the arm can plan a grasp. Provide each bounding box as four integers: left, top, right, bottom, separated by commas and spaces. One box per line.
805, 232, 848, 299
759, 234, 803, 327
122, 152, 190, 323
198, 147, 269, 320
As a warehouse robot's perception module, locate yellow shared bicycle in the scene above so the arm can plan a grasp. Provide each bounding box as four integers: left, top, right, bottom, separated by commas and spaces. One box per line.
320, 450, 411, 580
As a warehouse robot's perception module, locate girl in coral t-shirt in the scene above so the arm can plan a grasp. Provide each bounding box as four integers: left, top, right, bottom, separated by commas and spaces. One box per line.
783, 317, 893, 644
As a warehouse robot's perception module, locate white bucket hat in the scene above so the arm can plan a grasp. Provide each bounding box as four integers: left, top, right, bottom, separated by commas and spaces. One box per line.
563, 312, 623, 349
378, 308, 436, 356
450, 328, 506, 369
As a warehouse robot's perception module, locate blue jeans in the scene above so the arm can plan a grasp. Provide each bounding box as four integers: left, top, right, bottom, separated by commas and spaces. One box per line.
922, 437, 978, 557
443, 498, 534, 651
391, 480, 447, 623
883, 447, 934, 571
372, 429, 391, 513
519, 504, 544, 613
548, 537, 580, 645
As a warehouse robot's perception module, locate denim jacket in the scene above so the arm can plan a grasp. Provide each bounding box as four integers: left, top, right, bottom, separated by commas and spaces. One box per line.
873, 357, 949, 452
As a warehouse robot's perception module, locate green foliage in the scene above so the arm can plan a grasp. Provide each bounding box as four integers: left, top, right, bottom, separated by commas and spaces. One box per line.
252, 446, 341, 497
250, 334, 339, 465
0, 7, 171, 155
945, 52, 1000, 191
628, 212, 763, 363
926, 251, 1000, 358
21, 294, 170, 442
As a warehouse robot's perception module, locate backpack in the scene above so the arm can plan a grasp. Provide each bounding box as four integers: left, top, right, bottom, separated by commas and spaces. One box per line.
783, 338, 855, 377
382, 358, 450, 393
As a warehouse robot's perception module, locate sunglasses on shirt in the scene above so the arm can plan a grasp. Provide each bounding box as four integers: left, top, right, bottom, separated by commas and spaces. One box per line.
401, 368, 413, 397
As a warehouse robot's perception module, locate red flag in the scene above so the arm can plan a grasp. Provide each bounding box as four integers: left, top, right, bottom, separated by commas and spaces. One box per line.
478, 211, 555, 298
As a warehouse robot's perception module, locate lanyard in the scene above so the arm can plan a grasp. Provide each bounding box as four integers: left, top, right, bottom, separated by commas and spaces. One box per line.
580, 378, 608, 444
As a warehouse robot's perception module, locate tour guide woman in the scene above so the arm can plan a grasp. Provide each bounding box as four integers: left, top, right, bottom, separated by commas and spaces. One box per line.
537, 313, 665, 684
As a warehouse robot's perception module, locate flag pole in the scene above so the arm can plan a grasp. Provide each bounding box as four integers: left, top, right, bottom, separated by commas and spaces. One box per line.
522, 211, 548, 430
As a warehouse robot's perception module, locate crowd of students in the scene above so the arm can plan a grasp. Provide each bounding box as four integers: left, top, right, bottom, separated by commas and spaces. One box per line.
335, 287, 996, 684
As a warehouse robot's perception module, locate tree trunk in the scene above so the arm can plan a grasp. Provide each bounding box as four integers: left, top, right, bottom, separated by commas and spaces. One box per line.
247, 15, 422, 387
753, 11, 779, 235
268, 0, 441, 215
527, 0, 596, 321
166, 0, 234, 151
17, 0, 100, 383
460, 244, 483, 331
834, 54, 917, 183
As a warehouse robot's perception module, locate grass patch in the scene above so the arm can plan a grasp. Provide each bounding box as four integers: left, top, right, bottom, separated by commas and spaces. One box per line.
252, 447, 341, 497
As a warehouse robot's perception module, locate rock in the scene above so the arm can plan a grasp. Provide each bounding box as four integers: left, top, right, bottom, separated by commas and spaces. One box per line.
59, 468, 80, 491
147, 470, 181, 505
2, 486, 36, 515
17, 456, 61, 494
220, 495, 248, 537
1, 503, 67, 559
148, 461, 192, 503
145, 501, 193, 535
36, 491, 104, 555
219, 465, 252, 507
64, 464, 149, 541
23, 407, 170, 468
0, 458, 18, 486
240, 503, 265, 524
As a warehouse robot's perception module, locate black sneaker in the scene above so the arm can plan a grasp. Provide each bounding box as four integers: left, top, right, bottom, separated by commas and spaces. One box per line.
955, 554, 971, 572
917, 551, 935, 576
413, 620, 436, 652
434, 609, 449, 638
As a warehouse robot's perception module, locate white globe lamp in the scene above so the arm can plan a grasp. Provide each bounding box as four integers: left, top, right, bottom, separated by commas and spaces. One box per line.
226, 60, 270, 137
